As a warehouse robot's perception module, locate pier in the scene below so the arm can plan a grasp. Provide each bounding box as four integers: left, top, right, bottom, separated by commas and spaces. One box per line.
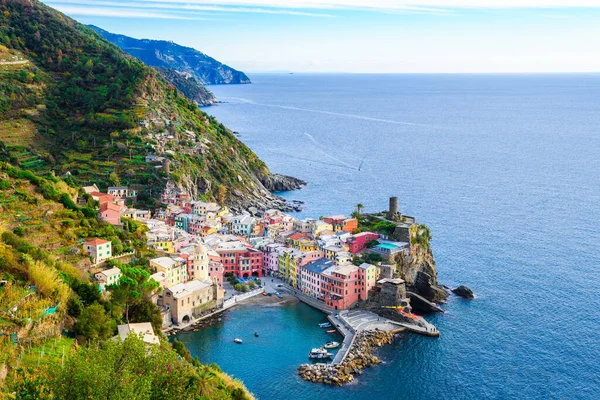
278, 281, 439, 365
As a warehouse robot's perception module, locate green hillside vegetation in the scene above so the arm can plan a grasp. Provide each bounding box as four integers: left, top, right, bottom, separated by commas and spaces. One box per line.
0, 0, 273, 207
0, 164, 253, 399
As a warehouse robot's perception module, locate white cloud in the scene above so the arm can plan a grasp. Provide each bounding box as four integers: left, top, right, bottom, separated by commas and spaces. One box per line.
49, 0, 337, 17
52, 5, 210, 19
103, 0, 600, 9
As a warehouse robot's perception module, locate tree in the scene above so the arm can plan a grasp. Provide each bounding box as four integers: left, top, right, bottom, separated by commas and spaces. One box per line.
248, 281, 256, 289
216, 184, 227, 205
110, 267, 160, 323
356, 203, 364, 215
108, 172, 120, 186
76, 302, 114, 340
128, 298, 163, 333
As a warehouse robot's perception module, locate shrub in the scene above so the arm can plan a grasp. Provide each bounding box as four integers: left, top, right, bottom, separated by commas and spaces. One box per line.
0, 179, 11, 190
13, 226, 25, 237
248, 281, 256, 289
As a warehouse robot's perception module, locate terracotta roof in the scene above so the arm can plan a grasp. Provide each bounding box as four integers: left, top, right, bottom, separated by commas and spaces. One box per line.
86, 238, 110, 246
100, 202, 121, 212
290, 233, 310, 240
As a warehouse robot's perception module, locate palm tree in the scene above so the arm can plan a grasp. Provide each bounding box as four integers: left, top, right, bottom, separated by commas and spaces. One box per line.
356, 203, 364, 215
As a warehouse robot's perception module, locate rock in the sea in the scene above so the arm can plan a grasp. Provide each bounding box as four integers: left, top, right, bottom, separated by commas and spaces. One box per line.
452, 285, 474, 299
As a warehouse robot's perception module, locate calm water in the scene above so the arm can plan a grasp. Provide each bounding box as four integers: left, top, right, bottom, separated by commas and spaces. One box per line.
190, 74, 600, 399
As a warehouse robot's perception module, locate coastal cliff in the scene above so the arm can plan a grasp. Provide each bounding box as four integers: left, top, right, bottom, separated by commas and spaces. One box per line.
396, 247, 449, 304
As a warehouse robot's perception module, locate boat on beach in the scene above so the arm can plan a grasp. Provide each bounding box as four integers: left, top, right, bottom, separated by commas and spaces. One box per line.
276, 292, 283, 298
262, 291, 267, 296
318, 322, 332, 328
324, 341, 340, 349
308, 348, 333, 360
234, 338, 243, 344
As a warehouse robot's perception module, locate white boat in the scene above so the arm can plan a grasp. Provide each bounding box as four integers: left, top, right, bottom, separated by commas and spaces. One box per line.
234, 338, 243, 344
318, 322, 332, 328
308, 348, 333, 359
324, 341, 340, 349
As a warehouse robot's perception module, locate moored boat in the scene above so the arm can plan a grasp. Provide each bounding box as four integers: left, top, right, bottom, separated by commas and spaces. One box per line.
318, 322, 332, 328
308, 348, 333, 359
324, 341, 340, 349
234, 338, 243, 344
254, 332, 259, 337
326, 329, 336, 334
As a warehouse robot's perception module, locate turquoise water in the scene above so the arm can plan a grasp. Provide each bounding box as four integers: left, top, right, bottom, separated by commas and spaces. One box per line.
193, 74, 600, 399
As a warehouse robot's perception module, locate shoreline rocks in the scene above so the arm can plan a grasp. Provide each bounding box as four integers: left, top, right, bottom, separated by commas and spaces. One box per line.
298, 330, 393, 386
452, 285, 474, 299
259, 173, 307, 192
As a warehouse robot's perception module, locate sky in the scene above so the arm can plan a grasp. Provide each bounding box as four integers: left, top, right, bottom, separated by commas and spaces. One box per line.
44, 0, 600, 73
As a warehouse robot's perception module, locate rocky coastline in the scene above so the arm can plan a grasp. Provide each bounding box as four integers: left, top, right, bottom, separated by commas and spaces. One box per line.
298, 330, 394, 386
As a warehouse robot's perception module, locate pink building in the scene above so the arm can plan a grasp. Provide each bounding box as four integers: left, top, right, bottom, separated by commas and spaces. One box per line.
208, 252, 224, 287
262, 243, 285, 274
216, 242, 264, 278
99, 202, 121, 225
347, 232, 379, 254
300, 258, 333, 299
322, 264, 361, 310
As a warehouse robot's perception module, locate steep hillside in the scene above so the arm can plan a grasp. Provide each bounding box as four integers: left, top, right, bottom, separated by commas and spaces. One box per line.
90, 25, 251, 85
0, 0, 302, 212
0, 163, 254, 399
156, 66, 216, 106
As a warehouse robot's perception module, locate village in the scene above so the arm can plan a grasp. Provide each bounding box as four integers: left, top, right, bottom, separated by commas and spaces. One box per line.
79, 179, 438, 343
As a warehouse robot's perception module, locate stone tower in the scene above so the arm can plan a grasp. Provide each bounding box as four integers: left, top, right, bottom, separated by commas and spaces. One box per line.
388, 196, 398, 220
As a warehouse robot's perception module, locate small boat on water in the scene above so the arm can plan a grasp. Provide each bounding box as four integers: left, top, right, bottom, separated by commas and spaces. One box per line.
254, 332, 259, 337
318, 322, 332, 328
326, 329, 336, 334
276, 292, 283, 299
324, 341, 340, 349
308, 348, 333, 360
234, 338, 243, 344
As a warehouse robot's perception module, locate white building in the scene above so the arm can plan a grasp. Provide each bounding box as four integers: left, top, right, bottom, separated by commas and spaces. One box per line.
95, 267, 121, 291
84, 238, 112, 263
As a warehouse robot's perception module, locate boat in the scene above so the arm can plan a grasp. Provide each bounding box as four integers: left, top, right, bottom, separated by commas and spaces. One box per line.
318, 322, 332, 328
234, 338, 243, 344
276, 292, 283, 299
326, 329, 336, 334
267, 292, 273, 296
262, 291, 267, 296
308, 348, 332, 360
324, 341, 340, 349
254, 332, 259, 337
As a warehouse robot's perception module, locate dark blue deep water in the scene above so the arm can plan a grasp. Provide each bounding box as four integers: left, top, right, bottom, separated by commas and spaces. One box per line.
189, 74, 600, 399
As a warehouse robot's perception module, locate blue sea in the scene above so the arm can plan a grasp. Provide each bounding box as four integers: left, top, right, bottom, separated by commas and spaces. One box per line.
188, 74, 600, 399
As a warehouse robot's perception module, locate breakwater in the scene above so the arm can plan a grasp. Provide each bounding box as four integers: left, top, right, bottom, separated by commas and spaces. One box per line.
298, 330, 394, 386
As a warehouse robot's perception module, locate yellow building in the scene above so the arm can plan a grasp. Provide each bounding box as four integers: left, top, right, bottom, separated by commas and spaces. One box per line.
153, 240, 174, 254
277, 249, 302, 287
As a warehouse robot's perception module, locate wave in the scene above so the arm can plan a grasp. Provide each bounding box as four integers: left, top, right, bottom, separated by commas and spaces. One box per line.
218, 97, 433, 127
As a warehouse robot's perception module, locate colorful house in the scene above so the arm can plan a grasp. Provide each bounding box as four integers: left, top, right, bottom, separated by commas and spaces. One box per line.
99, 202, 122, 225
357, 263, 378, 300
95, 267, 121, 291
300, 258, 333, 299
150, 256, 188, 287
347, 232, 379, 254
84, 238, 112, 263
321, 264, 361, 310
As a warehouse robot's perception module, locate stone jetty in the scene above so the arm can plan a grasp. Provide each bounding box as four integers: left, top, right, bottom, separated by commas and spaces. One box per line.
298, 330, 393, 386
